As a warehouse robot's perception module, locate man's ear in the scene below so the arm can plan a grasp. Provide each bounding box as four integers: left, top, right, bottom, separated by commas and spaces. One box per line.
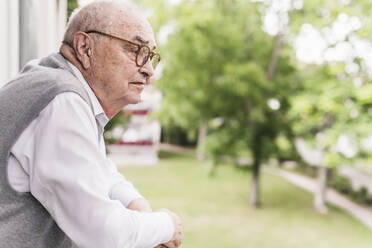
73, 32, 93, 70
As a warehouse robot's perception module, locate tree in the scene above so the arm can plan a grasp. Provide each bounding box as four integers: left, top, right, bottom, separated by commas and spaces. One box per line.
287, 0, 372, 213
154, 0, 298, 207
132, 0, 372, 211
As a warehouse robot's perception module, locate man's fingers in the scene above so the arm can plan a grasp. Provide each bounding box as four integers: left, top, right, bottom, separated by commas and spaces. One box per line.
157, 243, 174, 248
156, 208, 183, 247
157, 240, 180, 248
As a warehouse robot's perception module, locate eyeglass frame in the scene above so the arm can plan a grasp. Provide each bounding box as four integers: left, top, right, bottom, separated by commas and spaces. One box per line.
83, 30, 161, 69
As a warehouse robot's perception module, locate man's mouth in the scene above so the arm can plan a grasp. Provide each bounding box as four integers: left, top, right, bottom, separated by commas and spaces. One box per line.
130, 81, 145, 85
129, 81, 145, 89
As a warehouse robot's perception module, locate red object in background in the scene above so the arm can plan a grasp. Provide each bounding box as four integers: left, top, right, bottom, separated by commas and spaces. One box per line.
116, 140, 153, 146
125, 109, 149, 115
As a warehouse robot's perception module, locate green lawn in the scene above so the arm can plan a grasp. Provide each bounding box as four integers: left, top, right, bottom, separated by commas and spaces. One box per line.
118, 152, 372, 248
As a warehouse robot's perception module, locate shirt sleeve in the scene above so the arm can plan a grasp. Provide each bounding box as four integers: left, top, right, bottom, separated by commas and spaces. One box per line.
21, 93, 174, 248
106, 158, 144, 207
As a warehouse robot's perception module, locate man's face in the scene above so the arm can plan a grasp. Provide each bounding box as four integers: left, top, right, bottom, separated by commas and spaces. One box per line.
91, 15, 156, 106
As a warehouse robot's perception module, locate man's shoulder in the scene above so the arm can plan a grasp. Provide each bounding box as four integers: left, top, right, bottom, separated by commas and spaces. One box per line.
18, 53, 78, 87
0, 54, 92, 119
2, 54, 88, 101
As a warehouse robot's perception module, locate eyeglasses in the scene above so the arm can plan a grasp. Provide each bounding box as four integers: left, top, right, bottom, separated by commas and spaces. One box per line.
85, 30, 161, 69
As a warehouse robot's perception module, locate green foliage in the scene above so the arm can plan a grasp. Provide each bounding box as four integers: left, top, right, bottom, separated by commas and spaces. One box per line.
156, 0, 251, 130
288, 0, 372, 169
104, 111, 131, 144
67, 0, 78, 20
275, 134, 297, 161
155, 0, 299, 171
289, 55, 372, 168
138, 0, 372, 206
104, 110, 131, 132
289, 0, 372, 34
353, 187, 372, 205
161, 124, 195, 146
329, 175, 353, 195
329, 174, 372, 206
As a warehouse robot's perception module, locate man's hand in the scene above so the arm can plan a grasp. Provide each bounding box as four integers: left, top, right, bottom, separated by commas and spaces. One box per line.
156, 209, 183, 248
127, 201, 182, 247
127, 198, 152, 212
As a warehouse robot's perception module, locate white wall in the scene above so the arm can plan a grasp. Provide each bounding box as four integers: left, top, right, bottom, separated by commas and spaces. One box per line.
37, 0, 67, 61
0, 0, 19, 87
19, 0, 67, 69
0, 0, 67, 87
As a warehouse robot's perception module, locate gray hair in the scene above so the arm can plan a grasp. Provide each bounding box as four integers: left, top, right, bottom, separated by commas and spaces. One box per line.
63, 0, 145, 44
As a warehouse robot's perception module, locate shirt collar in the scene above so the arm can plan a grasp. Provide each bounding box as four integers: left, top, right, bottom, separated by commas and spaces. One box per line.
66, 61, 109, 131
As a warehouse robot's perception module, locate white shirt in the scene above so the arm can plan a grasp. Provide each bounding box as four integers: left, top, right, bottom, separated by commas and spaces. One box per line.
7, 61, 174, 248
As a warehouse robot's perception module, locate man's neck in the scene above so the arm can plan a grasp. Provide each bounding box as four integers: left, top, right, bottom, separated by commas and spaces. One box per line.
59, 44, 123, 119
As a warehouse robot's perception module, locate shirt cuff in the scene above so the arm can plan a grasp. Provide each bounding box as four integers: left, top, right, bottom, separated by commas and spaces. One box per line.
136, 211, 175, 247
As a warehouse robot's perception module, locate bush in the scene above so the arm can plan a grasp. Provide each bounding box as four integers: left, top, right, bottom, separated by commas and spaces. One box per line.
329, 175, 372, 206
329, 175, 353, 195
352, 187, 372, 205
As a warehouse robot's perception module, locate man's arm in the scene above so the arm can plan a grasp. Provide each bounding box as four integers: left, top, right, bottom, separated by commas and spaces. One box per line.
18, 93, 174, 248
156, 209, 183, 248
104, 132, 182, 247
105, 158, 153, 211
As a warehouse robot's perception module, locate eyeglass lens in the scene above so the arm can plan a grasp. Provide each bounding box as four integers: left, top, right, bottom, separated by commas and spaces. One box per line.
137, 46, 160, 69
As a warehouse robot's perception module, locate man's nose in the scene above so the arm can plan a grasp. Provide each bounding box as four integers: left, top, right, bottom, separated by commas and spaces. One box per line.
139, 59, 155, 78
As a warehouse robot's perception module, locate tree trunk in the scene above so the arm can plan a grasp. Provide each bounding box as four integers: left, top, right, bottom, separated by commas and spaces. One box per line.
249, 158, 261, 207
266, 32, 284, 81
247, 24, 284, 208
197, 121, 208, 162
314, 166, 328, 214
249, 134, 262, 207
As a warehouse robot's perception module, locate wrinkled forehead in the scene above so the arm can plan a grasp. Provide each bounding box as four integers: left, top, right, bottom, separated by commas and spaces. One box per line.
113, 12, 156, 49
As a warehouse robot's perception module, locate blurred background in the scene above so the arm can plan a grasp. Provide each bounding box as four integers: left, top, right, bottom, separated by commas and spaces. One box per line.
2, 0, 372, 247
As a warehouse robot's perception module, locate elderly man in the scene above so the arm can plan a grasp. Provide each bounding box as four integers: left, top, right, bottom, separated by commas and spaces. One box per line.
0, 1, 182, 248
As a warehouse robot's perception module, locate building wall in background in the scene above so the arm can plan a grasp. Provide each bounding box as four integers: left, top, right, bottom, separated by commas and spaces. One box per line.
0, 0, 67, 87
0, 0, 19, 87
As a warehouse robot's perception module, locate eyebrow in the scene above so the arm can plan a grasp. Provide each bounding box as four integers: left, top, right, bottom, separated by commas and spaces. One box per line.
134, 35, 156, 50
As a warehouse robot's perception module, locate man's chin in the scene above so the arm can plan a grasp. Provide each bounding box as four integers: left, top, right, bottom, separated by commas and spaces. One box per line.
127, 95, 141, 105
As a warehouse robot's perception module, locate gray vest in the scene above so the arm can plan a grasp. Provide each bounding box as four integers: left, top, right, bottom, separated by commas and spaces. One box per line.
0, 53, 93, 248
